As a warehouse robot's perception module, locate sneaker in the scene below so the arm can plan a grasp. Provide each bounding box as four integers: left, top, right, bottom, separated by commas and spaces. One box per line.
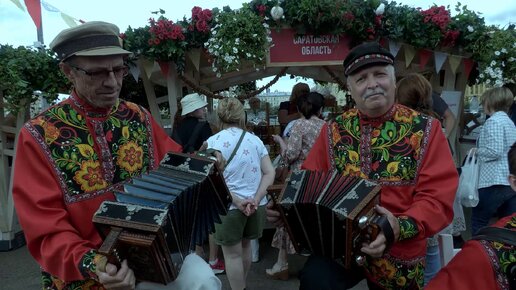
209, 259, 225, 275
252, 252, 260, 263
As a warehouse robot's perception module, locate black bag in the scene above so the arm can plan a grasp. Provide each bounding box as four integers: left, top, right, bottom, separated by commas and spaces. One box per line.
172, 122, 205, 153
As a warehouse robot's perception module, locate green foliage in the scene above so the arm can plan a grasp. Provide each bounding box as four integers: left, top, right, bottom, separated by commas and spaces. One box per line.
205, 7, 272, 74
449, 2, 487, 53
475, 26, 516, 86
0, 45, 69, 113
284, 0, 349, 35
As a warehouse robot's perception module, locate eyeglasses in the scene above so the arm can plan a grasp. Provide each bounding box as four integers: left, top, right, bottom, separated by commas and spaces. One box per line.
70, 64, 129, 80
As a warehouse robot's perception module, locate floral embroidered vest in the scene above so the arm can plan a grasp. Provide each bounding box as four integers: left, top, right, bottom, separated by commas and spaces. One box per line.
25, 95, 156, 204
329, 104, 432, 186
328, 104, 433, 289
479, 216, 516, 290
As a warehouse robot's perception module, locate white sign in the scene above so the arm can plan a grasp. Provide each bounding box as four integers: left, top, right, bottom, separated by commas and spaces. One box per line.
440, 91, 462, 118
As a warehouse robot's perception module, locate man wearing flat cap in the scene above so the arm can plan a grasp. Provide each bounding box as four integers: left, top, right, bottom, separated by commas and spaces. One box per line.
12, 21, 221, 290
266, 42, 457, 289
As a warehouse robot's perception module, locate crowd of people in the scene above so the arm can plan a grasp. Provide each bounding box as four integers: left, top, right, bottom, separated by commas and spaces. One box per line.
9, 20, 515, 290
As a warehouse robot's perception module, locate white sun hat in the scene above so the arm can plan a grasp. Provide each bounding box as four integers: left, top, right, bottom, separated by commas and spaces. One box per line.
180, 93, 208, 116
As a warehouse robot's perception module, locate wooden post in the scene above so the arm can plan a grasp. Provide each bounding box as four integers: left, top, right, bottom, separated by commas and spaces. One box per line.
0, 91, 29, 250
138, 58, 163, 126
165, 62, 181, 131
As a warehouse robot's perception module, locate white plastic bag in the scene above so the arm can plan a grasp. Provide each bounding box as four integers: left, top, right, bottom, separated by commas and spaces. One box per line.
457, 148, 480, 207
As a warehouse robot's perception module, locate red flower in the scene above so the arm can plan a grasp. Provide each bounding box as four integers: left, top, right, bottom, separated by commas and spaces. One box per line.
105, 130, 113, 142
192, 6, 202, 17
195, 20, 209, 33
342, 12, 355, 22
201, 9, 212, 21
375, 15, 382, 27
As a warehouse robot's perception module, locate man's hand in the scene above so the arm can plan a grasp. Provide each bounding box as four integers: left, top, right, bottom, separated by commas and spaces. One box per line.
96, 259, 136, 290
360, 205, 399, 258
265, 199, 283, 227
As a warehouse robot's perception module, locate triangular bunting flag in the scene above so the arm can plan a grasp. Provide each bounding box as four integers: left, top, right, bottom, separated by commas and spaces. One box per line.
128, 63, 140, 82
187, 48, 201, 72
158, 61, 170, 77
9, 0, 25, 11
404, 45, 416, 68
388, 39, 402, 58
463, 58, 474, 79
60, 12, 77, 27
41, 0, 59, 12
379, 37, 388, 48
448, 55, 462, 74
24, 0, 42, 28
418, 49, 432, 70
140, 57, 155, 79
434, 51, 447, 73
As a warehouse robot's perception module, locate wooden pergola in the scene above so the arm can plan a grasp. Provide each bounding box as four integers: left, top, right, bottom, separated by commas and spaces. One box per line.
0, 33, 473, 250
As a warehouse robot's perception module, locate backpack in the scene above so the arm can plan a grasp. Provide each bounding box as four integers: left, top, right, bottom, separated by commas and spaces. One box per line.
172, 121, 205, 153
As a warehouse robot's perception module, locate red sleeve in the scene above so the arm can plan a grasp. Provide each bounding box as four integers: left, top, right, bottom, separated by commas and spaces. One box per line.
393, 121, 458, 239
425, 241, 499, 290
12, 128, 98, 281
301, 123, 332, 171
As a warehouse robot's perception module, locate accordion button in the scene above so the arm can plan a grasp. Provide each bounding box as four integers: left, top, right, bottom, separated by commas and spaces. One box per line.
355, 255, 366, 266
358, 216, 369, 229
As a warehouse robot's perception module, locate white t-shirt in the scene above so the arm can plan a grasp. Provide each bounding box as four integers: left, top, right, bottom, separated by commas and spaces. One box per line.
207, 127, 268, 210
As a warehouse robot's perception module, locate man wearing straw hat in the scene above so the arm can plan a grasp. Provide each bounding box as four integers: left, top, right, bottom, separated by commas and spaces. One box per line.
12, 21, 222, 290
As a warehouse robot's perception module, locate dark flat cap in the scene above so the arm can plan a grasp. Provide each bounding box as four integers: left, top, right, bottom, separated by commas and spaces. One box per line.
49, 21, 132, 61
343, 42, 394, 76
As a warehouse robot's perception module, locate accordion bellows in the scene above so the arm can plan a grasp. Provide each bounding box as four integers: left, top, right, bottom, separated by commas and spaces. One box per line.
274, 170, 381, 268
93, 152, 232, 284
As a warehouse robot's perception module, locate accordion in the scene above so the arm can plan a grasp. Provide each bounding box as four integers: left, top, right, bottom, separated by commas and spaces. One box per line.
273, 170, 382, 268
92, 152, 232, 284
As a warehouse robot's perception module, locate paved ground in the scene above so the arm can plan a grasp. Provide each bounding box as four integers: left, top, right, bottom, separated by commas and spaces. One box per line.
0, 228, 368, 290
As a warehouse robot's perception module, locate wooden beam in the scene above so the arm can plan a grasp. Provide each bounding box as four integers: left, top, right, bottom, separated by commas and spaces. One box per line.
138, 58, 163, 126
166, 62, 181, 130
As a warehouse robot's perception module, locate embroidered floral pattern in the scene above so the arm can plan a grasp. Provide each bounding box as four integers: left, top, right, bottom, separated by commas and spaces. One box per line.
41, 250, 105, 290
116, 141, 143, 173
330, 105, 431, 186
479, 216, 516, 290
398, 215, 419, 241
26, 98, 154, 203
365, 255, 425, 290
74, 160, 108, 192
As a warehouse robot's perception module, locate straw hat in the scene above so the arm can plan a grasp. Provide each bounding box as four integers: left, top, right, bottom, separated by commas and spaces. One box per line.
49, 21, 132, 61
181, 93, 208, 116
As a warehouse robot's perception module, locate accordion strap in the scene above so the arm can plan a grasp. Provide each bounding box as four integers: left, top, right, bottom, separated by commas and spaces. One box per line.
375, 215, 395, 250
226, 130, 246, 166
472, 226, 516, 246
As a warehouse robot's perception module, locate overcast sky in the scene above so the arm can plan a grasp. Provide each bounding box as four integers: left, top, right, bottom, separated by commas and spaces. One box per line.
1, 0, 514, 92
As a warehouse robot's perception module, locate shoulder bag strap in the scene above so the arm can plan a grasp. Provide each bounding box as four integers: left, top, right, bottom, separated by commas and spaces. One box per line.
226, 130, 246, 166
472, 226, 516, 246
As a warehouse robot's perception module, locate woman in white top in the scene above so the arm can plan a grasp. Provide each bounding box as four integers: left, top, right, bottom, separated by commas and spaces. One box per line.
472, 86, 516, 234
206, 97, 275, 290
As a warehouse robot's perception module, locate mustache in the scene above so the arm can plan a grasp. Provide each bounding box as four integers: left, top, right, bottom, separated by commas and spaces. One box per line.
362, 89, 386, 100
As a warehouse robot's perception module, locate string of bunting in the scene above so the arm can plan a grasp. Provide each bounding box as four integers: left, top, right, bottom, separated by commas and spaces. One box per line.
323, 66, 347, 91
178, 67, 289, 100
